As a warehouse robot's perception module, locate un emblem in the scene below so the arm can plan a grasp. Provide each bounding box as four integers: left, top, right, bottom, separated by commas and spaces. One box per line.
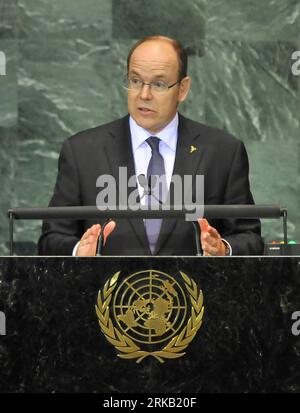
95, 270, 204, 363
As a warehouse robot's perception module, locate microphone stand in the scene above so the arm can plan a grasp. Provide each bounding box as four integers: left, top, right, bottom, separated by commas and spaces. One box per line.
192, 222, 202, 256
138, 174, 164, 204
95, 219, 112, 256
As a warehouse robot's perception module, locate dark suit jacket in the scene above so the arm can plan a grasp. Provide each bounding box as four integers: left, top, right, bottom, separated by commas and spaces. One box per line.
38, 114, 264, 256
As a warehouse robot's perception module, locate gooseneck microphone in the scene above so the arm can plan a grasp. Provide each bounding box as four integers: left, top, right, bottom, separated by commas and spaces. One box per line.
137, 174, 151, 200
137, 174, 163, 204
96, 219, 112, 256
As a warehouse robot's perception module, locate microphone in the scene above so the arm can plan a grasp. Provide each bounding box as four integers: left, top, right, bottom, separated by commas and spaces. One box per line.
96, 219, 112, 256
148, 175, 157, 192
137, 174, 163, 205
137, 174, 150, 199
192, 222, 202, 257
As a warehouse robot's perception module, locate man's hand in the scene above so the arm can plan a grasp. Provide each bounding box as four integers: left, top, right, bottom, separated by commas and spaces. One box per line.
198, 218, 227, 256
76, 222, 116, 256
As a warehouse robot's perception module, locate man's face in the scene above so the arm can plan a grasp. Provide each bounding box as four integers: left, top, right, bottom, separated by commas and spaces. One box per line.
127, 40, 191, 134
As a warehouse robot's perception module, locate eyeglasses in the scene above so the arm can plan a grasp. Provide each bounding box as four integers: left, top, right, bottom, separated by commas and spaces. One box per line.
123, 76, 181, 94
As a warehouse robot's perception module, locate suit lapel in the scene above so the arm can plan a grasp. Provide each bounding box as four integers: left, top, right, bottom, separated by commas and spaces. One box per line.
103, 115, 135, 185
103, 116, 151, 254
154, 114, 205, 255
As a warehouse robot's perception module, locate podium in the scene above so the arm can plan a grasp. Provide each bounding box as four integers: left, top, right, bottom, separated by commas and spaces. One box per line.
0, 256, 300, 393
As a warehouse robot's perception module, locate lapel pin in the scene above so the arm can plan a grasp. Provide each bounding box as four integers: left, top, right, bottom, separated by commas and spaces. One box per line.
190, 145, 197, 154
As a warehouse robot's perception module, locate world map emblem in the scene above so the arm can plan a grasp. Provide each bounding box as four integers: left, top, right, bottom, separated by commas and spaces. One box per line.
95, 269, 204, 363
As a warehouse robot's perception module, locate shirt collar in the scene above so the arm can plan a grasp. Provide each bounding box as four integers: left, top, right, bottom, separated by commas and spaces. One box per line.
129, 113, 179, 153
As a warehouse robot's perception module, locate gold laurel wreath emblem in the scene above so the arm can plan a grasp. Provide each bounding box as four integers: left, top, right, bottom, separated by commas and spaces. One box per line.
95, 271, 204, 363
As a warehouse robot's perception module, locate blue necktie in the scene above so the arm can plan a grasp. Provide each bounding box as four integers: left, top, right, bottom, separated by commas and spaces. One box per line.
145, 136, 167, 254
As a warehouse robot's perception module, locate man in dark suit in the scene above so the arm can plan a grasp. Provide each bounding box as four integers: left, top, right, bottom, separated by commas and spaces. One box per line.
38, 35, 263, 256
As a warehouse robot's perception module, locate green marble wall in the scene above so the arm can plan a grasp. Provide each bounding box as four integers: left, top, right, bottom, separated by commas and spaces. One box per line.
0, 0, 299, 254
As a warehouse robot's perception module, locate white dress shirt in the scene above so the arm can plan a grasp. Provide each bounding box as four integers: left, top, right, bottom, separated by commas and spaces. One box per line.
129, 113, 178, 201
